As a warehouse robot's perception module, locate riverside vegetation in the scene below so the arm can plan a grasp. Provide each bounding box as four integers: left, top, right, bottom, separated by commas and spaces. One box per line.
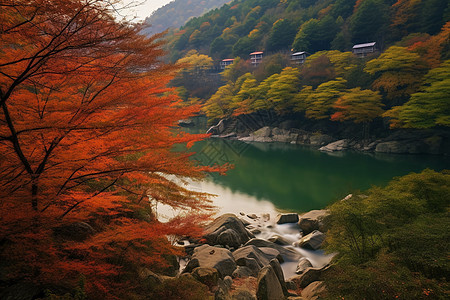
167, 0, 449, 152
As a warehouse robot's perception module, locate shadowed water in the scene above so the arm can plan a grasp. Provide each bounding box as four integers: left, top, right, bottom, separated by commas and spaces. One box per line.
190, 138, 450, 213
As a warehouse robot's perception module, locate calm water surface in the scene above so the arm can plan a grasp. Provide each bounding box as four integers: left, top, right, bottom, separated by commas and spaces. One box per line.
186, 138, 450, 214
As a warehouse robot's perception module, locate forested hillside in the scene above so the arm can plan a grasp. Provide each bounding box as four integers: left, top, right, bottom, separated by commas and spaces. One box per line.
143, 0, 230, 35
167, 0, 449, 61
167, 0, 450, 137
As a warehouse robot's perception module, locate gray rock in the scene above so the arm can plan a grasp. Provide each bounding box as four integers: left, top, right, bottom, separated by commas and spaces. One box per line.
298, 210, 329, 234
247, 213, 258, 219
260, 247, 284, 263
184, 245, 237, 278
309, 134, 334, 146
204, 214, 255, 248
232, 289, 257, 300
269, 258, 289, 296
301, 281, 326, 300
256, 266, 285, 300
319, 139, 350, 152
192, 267, 220, 288
268, 235, 292, 246
276, 213, 299, 224
217, 228, 242, 249
295, 231, 325, 250
253, 126, 272, 138
245, 238, 302, 262
233, 245, 271, 268
295, 258, 313, 275
375, 140, 427, 154
289, 265, 330, 289
139, 268, 163, 285
232, 265, 257, 278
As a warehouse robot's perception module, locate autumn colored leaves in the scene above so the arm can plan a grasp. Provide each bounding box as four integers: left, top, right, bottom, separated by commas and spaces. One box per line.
0, 1, 215, 297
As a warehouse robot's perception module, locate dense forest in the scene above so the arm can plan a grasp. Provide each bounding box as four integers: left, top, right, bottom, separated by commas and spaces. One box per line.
167, 0, 449, 136
142, 0, 230, 35
167, 0, 449, 61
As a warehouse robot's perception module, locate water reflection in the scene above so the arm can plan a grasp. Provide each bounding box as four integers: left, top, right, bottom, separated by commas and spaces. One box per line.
190, 139, 450, 213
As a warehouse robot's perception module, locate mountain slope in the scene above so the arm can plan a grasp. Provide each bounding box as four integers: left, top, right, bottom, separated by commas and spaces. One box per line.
143, 0, 230, 35
166, 0, 449, 61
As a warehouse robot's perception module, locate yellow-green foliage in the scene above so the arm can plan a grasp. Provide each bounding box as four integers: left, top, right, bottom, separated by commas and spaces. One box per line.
384, 60, 450, 128
324, 169, 450, 299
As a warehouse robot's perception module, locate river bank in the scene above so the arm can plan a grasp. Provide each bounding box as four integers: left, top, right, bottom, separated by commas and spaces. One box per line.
206, 117, 450, 156
159, 209, 333, 299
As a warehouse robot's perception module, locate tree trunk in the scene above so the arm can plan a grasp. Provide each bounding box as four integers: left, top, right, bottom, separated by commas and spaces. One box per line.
31, 175, 38, 211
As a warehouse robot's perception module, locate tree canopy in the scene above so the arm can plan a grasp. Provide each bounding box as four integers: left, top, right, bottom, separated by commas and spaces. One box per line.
0, 1, 219, 297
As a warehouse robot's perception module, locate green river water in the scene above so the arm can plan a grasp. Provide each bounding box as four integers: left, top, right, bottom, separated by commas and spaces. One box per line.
188, 138, 450, 214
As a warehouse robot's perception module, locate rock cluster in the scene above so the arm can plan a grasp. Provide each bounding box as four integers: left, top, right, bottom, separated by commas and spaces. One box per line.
178, 211, 331, 299
209, 120, 450, 155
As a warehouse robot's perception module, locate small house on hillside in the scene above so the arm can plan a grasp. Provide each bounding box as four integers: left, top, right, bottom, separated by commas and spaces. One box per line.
291, 51, 310, 64
352, 42, 377, 57
250, 51, 263, 66
220, 58, 234, 69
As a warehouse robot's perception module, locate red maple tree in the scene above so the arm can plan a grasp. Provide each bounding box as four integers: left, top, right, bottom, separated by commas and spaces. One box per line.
0, 1, 220, 297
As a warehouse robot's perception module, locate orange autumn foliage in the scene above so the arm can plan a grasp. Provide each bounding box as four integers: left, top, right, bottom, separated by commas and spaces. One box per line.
409, 21, 450, 68
0, 0, 219, 297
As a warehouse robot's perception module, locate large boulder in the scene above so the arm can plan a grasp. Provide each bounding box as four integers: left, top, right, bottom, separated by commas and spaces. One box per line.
301, 281, 326, 300
276, 213, 299, 224
233, 245, 271, 268
272, 128, 293, 143
253, 126, 272, 138
244, 239, 302, 262
269, 258, 289, 297
203, 214, 254, 249
256, 266, 285, 300
184, 245, 237, 278
375, 140, 427, 154
289, 265, 331, 289
319, 139, 350, 152
232, 265, 258, 278
295, 230, 325, 250
309, 134, 334, 146
298, 210, 329, 234
295, 258, 313, 275
268, 235, 291, 246
260, 247, 284, 263
191, 267, 219, 288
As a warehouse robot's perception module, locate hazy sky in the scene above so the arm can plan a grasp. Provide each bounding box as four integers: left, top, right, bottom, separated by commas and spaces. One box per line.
120, 0, 173, 21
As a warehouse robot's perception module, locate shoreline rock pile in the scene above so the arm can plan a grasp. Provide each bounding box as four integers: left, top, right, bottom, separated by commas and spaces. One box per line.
209, 122, 449, 155
171, 210, 331, 299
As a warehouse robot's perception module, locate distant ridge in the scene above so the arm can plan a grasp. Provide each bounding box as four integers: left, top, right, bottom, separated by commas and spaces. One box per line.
142, 0, 230, 35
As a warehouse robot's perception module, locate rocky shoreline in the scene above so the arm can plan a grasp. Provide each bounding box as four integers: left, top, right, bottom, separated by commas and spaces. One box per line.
145, 210, 332, 300
207, 120, 450, 155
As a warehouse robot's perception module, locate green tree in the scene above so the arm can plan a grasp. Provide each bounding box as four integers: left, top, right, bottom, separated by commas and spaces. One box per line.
384, 60, 450, 128
364, 46, 426, 105
266, 67, 301, 114
203, 83, 235, 122
292, 16, 338, 53
305, 78, 347, 120
331, 88, 384, 124
266, 19, 297, 52
350, 0, 389, 44
324, 169, 450, 299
